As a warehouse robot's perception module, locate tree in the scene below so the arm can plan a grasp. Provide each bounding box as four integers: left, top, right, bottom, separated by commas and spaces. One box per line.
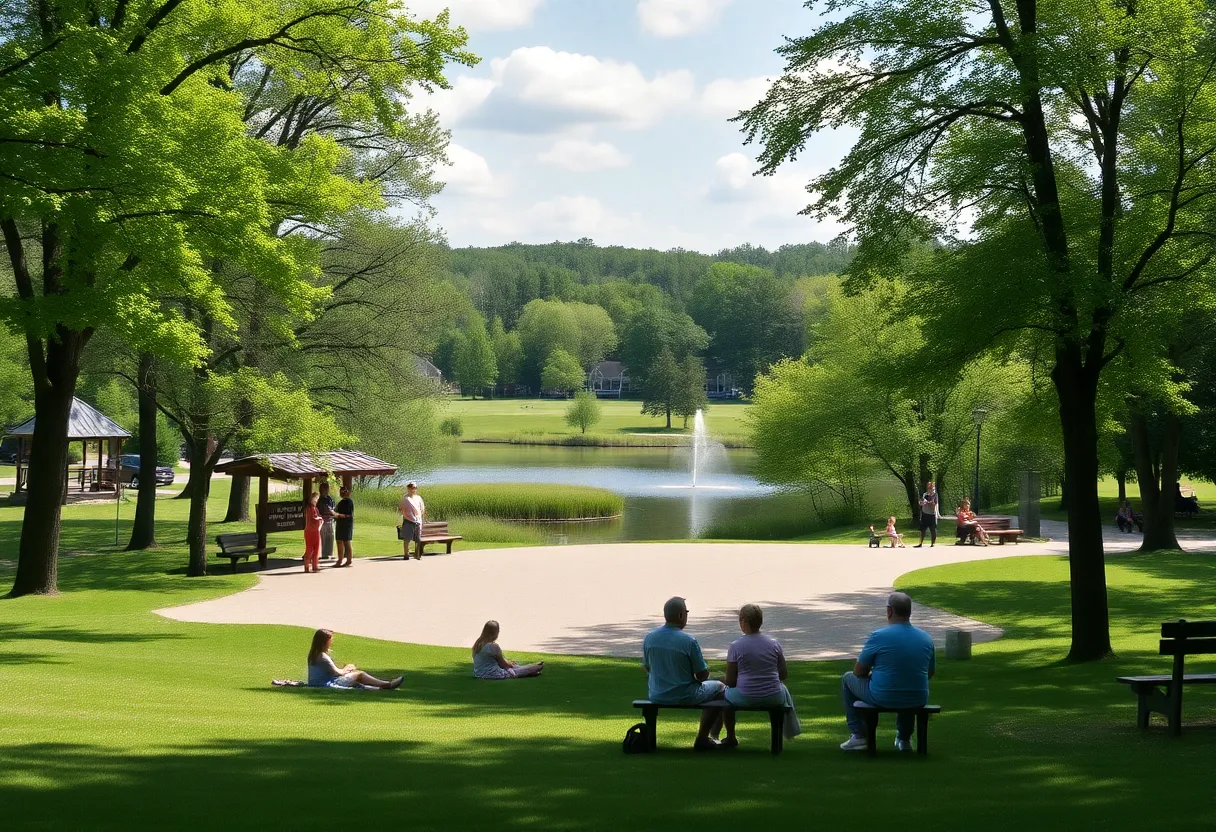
641, 348, 682, 429
489, 317, 524, 386
515, 299, 617, 388
0, 327, 31, 428
673, 355, 709, 428
620, 306, 708, 388
541, 348, 585, 394
690, 262, 805, 393
739, 0, 1216, 661
454, 316, 497, 398
565, 391, 602, 434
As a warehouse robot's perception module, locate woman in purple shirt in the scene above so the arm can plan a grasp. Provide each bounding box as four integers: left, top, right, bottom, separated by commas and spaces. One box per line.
721, 603, 801, 747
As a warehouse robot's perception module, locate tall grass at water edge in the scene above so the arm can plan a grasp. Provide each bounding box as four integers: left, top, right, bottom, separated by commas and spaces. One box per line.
357, 483, 624, 521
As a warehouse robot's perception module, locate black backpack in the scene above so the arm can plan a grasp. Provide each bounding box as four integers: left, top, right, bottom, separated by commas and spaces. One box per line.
622, 722, 651, 754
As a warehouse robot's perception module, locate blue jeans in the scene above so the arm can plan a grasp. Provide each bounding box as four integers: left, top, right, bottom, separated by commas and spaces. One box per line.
841, 672, 914, 741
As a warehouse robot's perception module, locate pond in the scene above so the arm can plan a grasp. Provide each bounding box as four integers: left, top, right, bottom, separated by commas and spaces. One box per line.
410, 442, 827, 542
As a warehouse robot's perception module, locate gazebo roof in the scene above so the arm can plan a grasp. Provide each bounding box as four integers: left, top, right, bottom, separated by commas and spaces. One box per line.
4, 397, 131, 439
215, 450, 397, 481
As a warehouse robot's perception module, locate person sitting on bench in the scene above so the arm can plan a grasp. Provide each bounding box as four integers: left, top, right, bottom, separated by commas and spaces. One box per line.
1116, 500, 1143, 533
955, 499, 989, 546
722, 603, 801, 748
839, 592, 936, 753
307, 629, 402, 690
642, 596, 726, 751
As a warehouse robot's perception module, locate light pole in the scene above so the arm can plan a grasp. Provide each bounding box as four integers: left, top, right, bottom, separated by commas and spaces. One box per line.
972, 408, 988, 511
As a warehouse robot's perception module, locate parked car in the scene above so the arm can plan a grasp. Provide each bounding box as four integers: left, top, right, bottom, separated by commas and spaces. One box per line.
119, 454, 175, 487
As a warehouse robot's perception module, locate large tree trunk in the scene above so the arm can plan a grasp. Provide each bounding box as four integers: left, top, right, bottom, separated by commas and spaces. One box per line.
1130, 410, 1182, 552
9, 338, 82, 596
1053, 351, 1112, 662
127, 353, 159, 550
185, 431, 213, 577
223, 475, 250, 522
902, 469, 920, 523
1116, 468, 1127, 502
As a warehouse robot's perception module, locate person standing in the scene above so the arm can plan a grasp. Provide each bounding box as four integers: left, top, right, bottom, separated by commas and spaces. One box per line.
303, 492, 323, 573
334, 485, 355, 567
839, 592, 936, 752
914, 481, 939, 548
318, 481, 336, 561
399, 481, 425, 561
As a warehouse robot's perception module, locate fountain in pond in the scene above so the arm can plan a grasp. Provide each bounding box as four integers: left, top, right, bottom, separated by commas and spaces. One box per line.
691, 409, 709, 487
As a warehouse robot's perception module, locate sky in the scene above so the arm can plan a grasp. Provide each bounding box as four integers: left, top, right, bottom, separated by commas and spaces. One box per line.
405, 0, 855, 254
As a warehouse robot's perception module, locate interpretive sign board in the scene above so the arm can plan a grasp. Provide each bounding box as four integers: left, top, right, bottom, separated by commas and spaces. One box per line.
260, 501, 306, 533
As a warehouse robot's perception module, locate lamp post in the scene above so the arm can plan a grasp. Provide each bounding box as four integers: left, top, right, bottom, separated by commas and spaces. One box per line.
972, 408, 988, 511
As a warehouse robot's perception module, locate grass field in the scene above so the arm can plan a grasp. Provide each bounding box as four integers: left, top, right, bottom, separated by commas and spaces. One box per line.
444, 397, 753, 445
4, 486, 1216, 828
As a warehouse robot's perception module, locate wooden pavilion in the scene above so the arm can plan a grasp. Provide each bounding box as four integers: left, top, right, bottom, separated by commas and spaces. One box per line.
214, 450, 397, 549
4, 397, 131, 500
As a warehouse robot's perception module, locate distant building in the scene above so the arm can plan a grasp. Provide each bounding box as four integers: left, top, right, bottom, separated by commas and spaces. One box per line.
705, 361, 739, 399
413, 355, 443, 385
588, 361, 631, 398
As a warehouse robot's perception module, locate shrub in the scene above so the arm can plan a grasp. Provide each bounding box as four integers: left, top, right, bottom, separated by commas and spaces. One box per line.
564, 391, 602, 434
439, 416, 464, 437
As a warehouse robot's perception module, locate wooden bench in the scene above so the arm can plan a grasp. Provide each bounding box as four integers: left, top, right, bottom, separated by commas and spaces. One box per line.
418, 521, 462, 556
633, 699, 791, 755
214, 532, 277, 573
1117, 619, 1216, 736
956, 515, 1022, 545
853, 702, 942, 756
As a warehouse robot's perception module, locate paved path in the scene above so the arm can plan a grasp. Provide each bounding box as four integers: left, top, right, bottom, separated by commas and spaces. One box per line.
159, 539, 1069, 660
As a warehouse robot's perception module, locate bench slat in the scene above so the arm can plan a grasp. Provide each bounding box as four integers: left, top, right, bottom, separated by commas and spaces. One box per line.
852, 702, 942, 714
1160, 638, 1216, 656
1161, 620, 1216, 638
1117, 674, 1216, 685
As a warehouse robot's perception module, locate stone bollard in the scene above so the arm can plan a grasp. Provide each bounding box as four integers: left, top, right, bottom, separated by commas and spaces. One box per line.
945, 630, 972, 660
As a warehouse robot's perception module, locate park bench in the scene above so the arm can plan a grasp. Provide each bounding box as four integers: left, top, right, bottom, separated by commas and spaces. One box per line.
632, 699, 791, 755
418, 521, 462, 556
956, 516, 1022, 545
1116, 619, 1216, 736
214, 532, 277, 573
853, 702, 942, 757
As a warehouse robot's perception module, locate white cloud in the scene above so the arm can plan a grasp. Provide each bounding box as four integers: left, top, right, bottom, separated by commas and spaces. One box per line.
637, 0, 733, 37
537, 139, 631, 172
445, 47, 694, 133
437, 143, 497, 196
419, 76, 496, 129
701, 76, 771, 119
706, 152, 809, 209
408, 0, 545, 30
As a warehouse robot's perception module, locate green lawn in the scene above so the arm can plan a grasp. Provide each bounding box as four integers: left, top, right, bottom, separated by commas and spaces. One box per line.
445, 397, 753, 445
3, 488, 1216, 828
990, 476, 1216, 530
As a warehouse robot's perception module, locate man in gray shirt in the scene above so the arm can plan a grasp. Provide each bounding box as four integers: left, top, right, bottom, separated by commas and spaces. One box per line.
318, 481, 336, 560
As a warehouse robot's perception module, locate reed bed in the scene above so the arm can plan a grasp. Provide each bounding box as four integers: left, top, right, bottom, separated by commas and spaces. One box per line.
357, 483, 623, 521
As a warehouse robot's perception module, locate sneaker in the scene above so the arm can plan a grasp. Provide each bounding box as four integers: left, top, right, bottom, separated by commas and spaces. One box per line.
839, 735, 868, 751
720, 736, 739, 749
694, 738, 723, 752
894, 737, 912, 753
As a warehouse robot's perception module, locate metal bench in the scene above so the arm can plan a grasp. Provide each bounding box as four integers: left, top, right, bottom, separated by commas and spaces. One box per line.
632, 699, 791, 755
853, 701, 942, 756
214, 532, 277, 573
1117, 619, 1216, 736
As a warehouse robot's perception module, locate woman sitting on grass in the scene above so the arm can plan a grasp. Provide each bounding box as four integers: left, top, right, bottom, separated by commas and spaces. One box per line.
307, 629, 402, 690
721, 603, 800, 748
472, 620, 544, 679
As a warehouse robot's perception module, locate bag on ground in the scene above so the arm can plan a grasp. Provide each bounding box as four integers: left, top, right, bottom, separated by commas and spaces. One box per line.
622, 722, 651, 754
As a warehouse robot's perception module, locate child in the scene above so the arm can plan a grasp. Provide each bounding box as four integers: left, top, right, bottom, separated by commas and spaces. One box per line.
472, 620, 544, 679
303, 492, 323, 573
867, 525, 882, 548
886, 516, 906, 548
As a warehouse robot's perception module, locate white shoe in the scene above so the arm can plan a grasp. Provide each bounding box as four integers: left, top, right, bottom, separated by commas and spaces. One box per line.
839, 734, 869, 751
894, 738, 912, 752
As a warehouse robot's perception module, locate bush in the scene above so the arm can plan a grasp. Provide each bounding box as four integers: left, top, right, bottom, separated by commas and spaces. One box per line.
358, 482, 623, 520
439, 416, 464, 437
564, 391, 602, 434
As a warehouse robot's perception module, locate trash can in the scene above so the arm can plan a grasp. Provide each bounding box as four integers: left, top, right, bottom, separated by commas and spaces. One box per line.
945, 630, 972, 660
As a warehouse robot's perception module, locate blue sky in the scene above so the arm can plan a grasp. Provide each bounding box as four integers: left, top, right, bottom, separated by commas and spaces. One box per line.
406, 0, 855, 253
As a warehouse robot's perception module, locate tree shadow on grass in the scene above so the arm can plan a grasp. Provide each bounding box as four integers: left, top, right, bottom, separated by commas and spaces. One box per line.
4, 729, 1216, 831
0, 622, 188, 646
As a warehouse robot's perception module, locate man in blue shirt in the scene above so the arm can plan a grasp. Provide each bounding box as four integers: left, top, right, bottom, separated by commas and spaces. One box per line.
642, 596, 726, 750
840, 592, 936, 752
